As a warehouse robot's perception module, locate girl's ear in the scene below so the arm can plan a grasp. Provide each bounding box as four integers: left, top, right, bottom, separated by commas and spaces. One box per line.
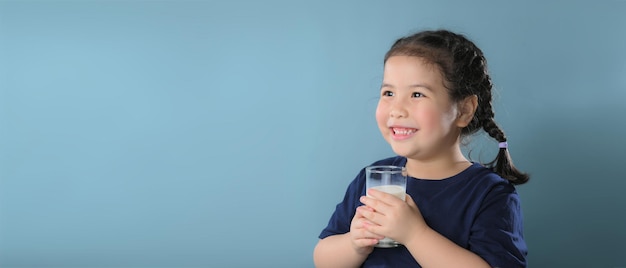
456, 95, 478, 128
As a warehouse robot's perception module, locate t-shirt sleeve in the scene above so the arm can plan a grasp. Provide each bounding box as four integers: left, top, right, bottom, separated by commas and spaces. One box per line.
318, 169, 366, 239
469, 183, 528, 268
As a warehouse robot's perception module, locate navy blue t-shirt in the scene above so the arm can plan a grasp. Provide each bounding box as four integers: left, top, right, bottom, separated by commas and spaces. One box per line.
319, 156, 527, 268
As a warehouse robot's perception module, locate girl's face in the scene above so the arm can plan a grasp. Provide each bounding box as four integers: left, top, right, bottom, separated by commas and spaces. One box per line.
376, 56, 464, 161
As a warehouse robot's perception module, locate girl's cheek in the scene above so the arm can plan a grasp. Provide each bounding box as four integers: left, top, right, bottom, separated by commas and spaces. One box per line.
375, 105, 386, 123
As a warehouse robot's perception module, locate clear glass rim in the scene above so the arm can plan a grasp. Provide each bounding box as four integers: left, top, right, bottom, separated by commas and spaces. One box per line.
365, 165, 406, 174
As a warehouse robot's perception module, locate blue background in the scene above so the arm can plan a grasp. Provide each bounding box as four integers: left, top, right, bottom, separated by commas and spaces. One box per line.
1, 1, 625, 267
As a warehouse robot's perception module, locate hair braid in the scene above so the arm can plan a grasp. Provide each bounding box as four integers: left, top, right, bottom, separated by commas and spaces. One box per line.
477, 76, 529, 184
479, 91, 506, 142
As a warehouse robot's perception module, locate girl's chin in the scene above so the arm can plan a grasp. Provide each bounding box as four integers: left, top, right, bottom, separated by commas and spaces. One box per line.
389, 146, 415, 158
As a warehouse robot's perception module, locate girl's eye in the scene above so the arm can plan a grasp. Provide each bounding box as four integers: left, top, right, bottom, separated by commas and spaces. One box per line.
382, 90, 394, 97
412, 92, 424, 98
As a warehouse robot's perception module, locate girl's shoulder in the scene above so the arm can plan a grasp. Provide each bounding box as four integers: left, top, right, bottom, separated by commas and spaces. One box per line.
462, 163, 519, 196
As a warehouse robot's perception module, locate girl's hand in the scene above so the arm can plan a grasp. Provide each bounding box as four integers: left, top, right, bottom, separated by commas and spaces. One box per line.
349, 205, 385, 255
358, 189, 429, 245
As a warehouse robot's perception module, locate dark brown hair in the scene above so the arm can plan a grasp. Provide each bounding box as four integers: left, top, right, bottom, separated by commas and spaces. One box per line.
384, 29, 529, 185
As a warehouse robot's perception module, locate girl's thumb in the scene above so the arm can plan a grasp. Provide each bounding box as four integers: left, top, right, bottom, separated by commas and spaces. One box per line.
405, 194, 417, 207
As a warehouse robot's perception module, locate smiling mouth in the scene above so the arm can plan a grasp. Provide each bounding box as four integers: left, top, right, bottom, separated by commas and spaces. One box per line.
391, 127, 417, 135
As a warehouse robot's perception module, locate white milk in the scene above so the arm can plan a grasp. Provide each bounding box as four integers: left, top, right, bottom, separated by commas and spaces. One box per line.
369, 185, 406, 247
370, 185, 405, 201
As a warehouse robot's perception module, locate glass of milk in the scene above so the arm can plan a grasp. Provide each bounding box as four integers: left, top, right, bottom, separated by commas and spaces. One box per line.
365, 165, 407, 248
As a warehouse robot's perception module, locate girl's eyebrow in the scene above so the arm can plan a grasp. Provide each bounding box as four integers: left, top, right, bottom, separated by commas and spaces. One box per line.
381, 83, 393, 88
381, 82, 433, 90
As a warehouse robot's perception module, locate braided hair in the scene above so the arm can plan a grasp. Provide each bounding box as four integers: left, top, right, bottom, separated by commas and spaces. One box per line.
384, 30, 529, 185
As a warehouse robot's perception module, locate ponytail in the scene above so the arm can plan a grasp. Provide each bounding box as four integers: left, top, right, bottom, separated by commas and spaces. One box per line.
476, 78, 529, 185
482, 120, 529, 185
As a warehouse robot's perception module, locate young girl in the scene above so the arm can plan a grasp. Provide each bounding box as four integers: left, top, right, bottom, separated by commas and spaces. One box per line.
313, 30, 529, 268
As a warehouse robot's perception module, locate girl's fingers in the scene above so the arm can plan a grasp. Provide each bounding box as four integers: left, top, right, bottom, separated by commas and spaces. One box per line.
357, 206, 381, 224
357, 238, 379, 247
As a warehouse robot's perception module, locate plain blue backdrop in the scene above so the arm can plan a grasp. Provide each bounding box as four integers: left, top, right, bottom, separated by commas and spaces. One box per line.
1, 1, 625, 267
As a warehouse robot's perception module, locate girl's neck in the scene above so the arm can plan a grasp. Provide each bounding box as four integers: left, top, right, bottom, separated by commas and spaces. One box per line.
404, 150, 471, 180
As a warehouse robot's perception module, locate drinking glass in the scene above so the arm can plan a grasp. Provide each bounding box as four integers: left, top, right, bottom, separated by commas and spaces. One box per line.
365, 165, 407, 248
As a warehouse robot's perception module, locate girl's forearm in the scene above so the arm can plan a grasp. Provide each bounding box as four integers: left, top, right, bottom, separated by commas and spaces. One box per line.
313, 234, 368, 268
404, 228, 490, 268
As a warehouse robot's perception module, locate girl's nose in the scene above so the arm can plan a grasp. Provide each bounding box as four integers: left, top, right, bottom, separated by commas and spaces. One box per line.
389, 102, 408, 118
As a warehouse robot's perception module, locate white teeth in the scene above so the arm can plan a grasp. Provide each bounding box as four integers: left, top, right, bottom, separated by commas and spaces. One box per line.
393, 128, 416, 135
